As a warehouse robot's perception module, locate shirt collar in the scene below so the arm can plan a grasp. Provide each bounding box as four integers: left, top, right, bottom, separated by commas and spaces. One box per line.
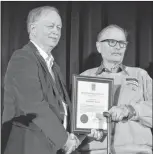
95, 62, 129, 75
31, 40, 54, 67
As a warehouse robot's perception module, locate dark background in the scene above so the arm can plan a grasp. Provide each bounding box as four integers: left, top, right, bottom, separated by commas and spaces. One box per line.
1, 1, 153, 151
1, 1, 153, 97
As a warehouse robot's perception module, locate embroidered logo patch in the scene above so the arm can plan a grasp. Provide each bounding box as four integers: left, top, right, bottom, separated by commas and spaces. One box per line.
126, 78, 139, 87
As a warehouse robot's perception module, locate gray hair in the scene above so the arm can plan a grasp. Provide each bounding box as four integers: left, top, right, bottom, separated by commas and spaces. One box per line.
27, 6, 60, 34
97, 24, 128, 41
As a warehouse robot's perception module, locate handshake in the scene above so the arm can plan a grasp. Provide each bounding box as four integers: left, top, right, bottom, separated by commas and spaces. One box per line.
62, 129, 103, 154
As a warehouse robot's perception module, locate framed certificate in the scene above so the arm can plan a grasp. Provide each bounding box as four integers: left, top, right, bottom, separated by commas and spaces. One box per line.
71, 75, 114, 134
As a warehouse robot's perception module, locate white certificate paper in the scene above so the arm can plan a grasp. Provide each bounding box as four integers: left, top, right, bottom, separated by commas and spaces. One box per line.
76, 80, 109, 130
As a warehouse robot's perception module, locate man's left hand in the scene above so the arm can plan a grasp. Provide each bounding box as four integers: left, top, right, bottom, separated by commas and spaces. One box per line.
108, 105, 129, 122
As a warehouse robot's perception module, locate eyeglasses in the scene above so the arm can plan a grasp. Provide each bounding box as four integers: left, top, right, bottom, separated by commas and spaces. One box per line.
99, 39, 128, 48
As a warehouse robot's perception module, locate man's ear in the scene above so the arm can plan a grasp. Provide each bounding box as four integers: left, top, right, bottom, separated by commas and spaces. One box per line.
30, 23, 37, 36
96, 42, 101, 53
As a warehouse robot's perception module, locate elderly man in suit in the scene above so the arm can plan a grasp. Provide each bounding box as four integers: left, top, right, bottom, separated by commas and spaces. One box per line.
79, 25, 152, 154
2, 6, 103, 154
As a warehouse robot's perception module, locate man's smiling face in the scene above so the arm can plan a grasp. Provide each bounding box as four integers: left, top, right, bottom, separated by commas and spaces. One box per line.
34, 10, 62, 51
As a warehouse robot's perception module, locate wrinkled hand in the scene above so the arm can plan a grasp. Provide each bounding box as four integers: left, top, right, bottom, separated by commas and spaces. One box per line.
88, 129, 104, 141
109, 105, 129, 122
63, 133, 80, 154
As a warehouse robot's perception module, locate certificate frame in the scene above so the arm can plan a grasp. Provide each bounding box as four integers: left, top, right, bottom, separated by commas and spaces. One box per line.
71, 75, 114, 134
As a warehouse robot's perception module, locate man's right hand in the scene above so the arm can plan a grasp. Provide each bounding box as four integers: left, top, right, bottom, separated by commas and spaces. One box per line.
62, 133, 80, 154
87, 129, 103, 141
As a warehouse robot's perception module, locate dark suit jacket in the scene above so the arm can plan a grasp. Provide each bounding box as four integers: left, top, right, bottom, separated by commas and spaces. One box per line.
2, 42, 69, 154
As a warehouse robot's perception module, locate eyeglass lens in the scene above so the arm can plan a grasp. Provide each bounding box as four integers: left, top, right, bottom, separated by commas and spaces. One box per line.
100, 39, 127, 48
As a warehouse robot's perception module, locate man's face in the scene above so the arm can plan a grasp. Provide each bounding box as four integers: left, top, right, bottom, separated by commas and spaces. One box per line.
96, 27, 127, 63
33, 10, 62, 51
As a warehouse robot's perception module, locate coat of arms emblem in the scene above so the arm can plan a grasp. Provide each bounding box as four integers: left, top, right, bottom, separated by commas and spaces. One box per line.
91, 83, 96, 91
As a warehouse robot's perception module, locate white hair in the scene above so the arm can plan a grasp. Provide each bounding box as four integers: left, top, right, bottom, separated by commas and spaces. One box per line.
26, 6, 60, 34
97, 24, 128, 41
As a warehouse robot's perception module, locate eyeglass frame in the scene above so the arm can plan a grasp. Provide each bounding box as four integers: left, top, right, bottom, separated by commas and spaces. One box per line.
99, 39, 128, 48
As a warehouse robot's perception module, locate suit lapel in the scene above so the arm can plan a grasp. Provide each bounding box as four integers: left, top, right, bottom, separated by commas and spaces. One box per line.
27, 42, 58, 91
53, 62, 72, 110
25, 42, 63, 120
26, 42, 72, 123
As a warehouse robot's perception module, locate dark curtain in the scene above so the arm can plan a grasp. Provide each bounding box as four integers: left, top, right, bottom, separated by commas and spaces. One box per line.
1, 1, 153, 103
1, 1, 153, 151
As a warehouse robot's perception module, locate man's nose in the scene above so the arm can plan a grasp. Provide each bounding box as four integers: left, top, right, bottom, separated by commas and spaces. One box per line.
115, 42, 121, 50
51, 26, 59, 35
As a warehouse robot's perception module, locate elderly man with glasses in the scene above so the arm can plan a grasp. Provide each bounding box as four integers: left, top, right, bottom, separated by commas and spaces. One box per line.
78, 25, 152, 154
